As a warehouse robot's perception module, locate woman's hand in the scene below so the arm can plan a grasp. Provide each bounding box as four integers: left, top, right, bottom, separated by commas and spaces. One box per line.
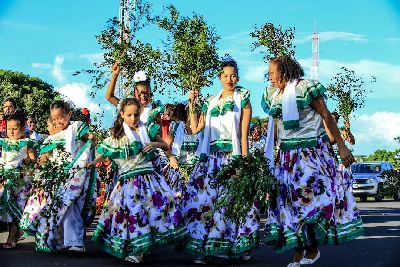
169, 156, 179, 170
188, 90, 199, 105
338, 144, 355, 167
143, 142, 158, 153
111, 61, 121, 76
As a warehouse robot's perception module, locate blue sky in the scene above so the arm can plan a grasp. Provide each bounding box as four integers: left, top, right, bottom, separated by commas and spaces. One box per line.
1, 0, 399, 155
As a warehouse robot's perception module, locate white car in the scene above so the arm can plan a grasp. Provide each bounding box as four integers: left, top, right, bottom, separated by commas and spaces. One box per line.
351, 161, 394, 202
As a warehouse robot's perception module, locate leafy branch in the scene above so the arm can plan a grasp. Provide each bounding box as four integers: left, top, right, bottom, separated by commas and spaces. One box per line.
250, 22, 296, 63
156, 5, 220, 94
212, 150, 278, 221
326, 67, 376, 123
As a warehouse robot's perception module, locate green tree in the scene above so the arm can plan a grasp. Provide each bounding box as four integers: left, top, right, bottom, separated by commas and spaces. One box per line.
250, 22, 296, 63
0, 70, 60, 133
326, 67, 376, 123
156, 5, 220, 94
75, 0, 168, 96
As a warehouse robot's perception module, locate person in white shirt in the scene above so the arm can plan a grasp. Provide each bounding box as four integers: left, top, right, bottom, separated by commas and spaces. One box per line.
26, 115, 42, 141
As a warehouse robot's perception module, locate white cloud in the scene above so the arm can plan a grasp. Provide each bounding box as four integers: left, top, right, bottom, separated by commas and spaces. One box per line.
32, 55, 67, 84
56, 83, 116, 128
351, 112, 400, 154
52, 56, 66, 84
57, 83, 100, 112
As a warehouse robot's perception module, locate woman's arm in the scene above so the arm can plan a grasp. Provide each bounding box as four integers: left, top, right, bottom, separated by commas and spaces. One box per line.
87, 154, 107, 168
188, 90, 205, 134
323, 120, 336, 144
105, 62, 121, 107
311, 96, 354, 167
240, 102, 252, 157
144, 135, 179, 169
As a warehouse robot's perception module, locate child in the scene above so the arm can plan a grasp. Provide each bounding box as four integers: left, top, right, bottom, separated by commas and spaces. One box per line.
89, 98, 186, 263
105, 62, 163, 125
20, 100, 97, 252
0, 111, 37, 249
26, 115, 42, 141
166, 102, 200, 199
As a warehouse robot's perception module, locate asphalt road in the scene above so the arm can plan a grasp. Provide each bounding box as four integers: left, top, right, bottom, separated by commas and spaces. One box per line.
1, 201, 399, 267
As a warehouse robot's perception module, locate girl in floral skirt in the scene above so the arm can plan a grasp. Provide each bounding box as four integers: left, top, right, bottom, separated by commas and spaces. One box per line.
20, 100, 97, 252
0, 111, 37, 248
262, 55, 363, 267
89, 97, 186, 263
184, 56, 259, 264
165, 102, 201, 200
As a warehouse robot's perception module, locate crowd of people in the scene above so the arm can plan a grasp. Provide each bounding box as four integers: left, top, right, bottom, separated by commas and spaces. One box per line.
0, 55, 363, 266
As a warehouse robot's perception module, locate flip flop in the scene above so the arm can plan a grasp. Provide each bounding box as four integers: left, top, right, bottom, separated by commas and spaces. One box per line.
2, 242, 17, 249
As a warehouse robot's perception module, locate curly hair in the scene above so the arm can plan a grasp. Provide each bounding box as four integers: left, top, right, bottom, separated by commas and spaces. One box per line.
270, 55, 304, 82
110, 98, 141, 139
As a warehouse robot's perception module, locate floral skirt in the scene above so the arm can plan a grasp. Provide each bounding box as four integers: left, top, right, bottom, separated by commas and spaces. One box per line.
0, 177, 32, 223
264, 138, 363, 252
92, 172, 187, 259
20, 144, 97, 252
183, 151, 260, 258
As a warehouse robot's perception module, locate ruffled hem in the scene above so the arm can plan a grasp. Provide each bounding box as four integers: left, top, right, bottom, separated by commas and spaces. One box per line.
92, 224, 187, 259
184, 230, 259, 257
263, 216, 364, 252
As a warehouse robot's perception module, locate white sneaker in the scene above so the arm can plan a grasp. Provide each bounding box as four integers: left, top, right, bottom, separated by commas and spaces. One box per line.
125, 255, 143, 263
68, 246, 85, 252
194, 257, 207, 264
300, 250, 320, 265
287, 262, 301, 267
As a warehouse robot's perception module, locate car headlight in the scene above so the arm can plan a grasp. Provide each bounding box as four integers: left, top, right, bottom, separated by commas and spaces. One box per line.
367, 178, 375, 183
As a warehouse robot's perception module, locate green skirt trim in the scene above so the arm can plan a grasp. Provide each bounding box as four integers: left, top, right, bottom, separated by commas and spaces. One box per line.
263, 216, 364, 252
34, 231, 53, 253
0, 186, 23, 221
184, 230, 259, 257
92, 223, 187, 259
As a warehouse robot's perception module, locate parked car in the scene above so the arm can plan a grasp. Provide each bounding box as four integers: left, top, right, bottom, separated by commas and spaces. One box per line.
351, 161, 394, 202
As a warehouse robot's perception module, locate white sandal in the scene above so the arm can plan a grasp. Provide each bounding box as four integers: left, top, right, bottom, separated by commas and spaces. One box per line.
125, 255, 143, 263
300, 250, 320, 265
287, 262, 301, 267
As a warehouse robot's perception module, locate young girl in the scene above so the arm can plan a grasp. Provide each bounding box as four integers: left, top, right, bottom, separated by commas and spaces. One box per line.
89, 98, 186, 263
20, 100, 97, 252
184, 56, 260, 264
0, 111, 36, 248
105, 62, 163, 125
166, 102, 201, 199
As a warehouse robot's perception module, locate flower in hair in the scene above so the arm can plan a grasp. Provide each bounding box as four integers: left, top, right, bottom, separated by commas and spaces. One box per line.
133, 70, 147, 82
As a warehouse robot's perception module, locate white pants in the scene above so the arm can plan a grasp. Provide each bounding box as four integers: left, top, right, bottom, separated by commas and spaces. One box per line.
62, 202, 85, 247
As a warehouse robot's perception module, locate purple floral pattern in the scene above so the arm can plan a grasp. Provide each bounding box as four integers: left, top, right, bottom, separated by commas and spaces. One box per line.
183, 151, 260, 257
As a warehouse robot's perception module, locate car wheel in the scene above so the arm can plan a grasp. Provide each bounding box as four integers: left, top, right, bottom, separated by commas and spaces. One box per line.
360, 195, 368, 202
375, 184, 384, 202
